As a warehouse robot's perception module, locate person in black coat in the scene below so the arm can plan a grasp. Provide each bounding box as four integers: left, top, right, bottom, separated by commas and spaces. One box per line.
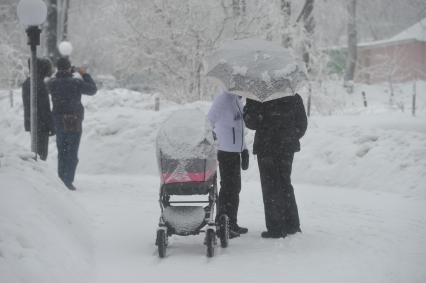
47, 57, 97, 190
22, 58, 55, 161
243, 93, 307, 238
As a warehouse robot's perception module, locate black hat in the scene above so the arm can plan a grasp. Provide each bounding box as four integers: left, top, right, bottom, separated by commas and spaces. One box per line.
56, 57, 71, 71
39, 58, 53, 77
27, 57, 53, 78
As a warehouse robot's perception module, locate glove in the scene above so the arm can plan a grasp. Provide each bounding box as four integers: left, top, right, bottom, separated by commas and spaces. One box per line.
241, 149, 249, 170
212, 131, 217, 141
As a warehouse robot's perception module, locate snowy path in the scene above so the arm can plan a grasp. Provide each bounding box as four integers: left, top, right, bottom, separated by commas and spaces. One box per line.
73, 174, 426, 283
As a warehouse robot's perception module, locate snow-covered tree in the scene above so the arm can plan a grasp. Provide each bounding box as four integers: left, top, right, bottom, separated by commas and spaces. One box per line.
44, 0, 70, 62
0, 0, 27, 88
344, 0, 357, 85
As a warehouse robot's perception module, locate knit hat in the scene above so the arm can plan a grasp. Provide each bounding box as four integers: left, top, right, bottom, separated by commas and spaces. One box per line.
56, 57, 71, 71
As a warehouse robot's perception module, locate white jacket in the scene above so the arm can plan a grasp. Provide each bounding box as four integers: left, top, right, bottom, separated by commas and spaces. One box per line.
208, 91, 247, 153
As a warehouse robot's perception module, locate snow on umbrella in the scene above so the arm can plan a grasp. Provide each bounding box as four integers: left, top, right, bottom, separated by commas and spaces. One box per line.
206, 38, 307, 102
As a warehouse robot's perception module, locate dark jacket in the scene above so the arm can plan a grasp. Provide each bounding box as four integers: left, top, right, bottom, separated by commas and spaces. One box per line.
243, 94, 307, 155
22, 76, 54, 133
48, 71, 97, 117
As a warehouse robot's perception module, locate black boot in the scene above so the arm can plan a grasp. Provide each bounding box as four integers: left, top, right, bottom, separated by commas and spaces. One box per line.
232, 224, 248, 234
261, 231, 284, 238
65, 183, 77, 191
286, 227, 302, 235
229, 229, 240, 239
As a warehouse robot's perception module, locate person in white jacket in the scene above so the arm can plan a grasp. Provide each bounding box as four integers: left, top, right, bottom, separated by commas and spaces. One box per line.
208, 90, 249, 237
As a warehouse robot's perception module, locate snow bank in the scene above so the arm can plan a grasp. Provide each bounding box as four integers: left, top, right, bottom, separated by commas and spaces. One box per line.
79, 85, 426, 198
0, 104, 93, 282
77, 89, 212, 175
293, 113, 426, 198
2, 83, 425, 197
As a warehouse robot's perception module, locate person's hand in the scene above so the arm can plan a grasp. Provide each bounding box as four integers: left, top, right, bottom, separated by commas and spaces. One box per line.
77, 66, 87, 76
241, 149, 249, 170
212, 131, 217, 141
49, 129, 56, 136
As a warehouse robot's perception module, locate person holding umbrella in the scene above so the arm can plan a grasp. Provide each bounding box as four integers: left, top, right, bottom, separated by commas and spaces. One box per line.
206, 38, 308, 238
208, 90, 249, 238
244, 95, 307, 238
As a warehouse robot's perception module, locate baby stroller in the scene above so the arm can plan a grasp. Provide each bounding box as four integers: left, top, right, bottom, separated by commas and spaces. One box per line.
155, 109, 230, 258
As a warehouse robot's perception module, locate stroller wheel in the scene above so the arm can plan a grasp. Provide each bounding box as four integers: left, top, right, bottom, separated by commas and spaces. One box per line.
156, 229, 167, 258
218, 214, 230, 248
205, 229, 215, 257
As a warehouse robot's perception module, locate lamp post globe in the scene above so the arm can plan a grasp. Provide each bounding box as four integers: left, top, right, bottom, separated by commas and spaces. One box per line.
17, 0, 47, 26
58, 41, 73, 57
17, 0, 48, 160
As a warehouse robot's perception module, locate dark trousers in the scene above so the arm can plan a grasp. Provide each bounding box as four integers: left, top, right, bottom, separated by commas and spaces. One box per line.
257, 152, 300, 234
37, 131, 49, 161
54, 117, 82, 185
217, 150, 241, 227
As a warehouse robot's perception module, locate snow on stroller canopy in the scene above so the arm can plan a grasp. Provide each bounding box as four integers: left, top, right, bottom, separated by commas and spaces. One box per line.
156, 109, 216, 160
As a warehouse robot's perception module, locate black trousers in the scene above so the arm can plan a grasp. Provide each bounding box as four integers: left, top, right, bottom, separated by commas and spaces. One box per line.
217, 150, 241, 227
37, 130, 49, 161
257, 152, 300, 234
54, 116, 82, 185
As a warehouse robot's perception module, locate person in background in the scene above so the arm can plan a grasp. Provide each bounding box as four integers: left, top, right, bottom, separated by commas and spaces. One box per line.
22, 58, 55, 161
47, 57, 97, 191
243, 93, 307, 238
208, 90, 249, 238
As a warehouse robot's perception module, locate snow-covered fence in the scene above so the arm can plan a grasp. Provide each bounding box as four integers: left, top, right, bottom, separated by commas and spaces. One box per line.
155, 96, 160, 111
412, 81, 416, 116
9, 89, 13, 107
361, 91, 367, 107
300, 79, 426, 116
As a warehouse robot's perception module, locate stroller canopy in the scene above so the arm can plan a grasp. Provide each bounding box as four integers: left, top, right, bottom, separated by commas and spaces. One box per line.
156, 109, 216, 160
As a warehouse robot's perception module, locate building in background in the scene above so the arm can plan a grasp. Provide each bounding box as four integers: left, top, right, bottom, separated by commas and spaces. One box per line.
356, 18, 426, 84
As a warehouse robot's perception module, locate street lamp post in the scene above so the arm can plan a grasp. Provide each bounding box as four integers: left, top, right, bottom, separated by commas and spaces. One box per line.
17, 0, 47, 160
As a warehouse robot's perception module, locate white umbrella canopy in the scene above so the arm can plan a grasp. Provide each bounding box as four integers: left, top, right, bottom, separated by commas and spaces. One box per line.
206, 38, 307, 102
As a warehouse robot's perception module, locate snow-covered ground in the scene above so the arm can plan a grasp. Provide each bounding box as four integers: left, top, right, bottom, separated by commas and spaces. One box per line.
1, 81, 425, 283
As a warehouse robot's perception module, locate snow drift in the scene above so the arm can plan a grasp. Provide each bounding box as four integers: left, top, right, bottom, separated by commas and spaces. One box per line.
0, 139, 93, 283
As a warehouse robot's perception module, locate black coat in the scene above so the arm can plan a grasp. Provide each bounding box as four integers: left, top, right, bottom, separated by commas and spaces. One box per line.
22, 77, 54, 133
48, 71, 97, 117
243, 94, 307, 155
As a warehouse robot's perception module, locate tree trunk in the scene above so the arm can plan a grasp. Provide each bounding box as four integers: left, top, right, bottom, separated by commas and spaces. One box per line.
45, 0, 71, 62
59, 0, 70, 40
45, 0, 60, 62
195, 35, 202, 100
232, 0, 240, 17
240, 0, 246, 16
57, 0, 70, 41
300, 0, 315, 72
344, 0, 357, 83
281, 0, 291, 48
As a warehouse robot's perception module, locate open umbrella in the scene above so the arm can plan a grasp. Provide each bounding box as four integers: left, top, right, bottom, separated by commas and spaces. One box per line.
206, 38, 307, 102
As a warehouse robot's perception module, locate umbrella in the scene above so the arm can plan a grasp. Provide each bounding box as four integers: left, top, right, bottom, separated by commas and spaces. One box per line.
206, 38, 307, 102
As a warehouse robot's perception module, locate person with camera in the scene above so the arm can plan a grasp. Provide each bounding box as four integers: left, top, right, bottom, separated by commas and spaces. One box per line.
208, 90, 249, 238
47, 57, 97, 191
22, 58, 55, 161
